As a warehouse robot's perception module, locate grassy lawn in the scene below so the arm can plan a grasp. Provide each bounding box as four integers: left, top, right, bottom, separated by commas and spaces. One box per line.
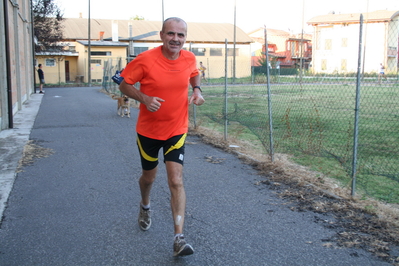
192, 82, 399, 203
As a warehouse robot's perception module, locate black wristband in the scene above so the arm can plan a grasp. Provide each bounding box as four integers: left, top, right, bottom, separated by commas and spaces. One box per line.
193, 86, 202, 92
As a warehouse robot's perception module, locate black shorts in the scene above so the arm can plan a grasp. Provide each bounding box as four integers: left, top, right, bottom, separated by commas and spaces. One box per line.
136, 133, 187, 170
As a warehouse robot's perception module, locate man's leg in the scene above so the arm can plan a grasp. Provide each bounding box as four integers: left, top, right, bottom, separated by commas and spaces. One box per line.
166, 161, 194, 256
139, 167, 157, 206
138, 167, 157, 231
165, 161, 185, 235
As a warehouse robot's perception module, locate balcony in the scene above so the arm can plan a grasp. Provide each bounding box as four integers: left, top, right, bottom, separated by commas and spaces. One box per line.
387, 46, 397, 58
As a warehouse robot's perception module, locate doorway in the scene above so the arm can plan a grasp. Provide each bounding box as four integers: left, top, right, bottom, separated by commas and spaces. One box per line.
65, 60, 70, 82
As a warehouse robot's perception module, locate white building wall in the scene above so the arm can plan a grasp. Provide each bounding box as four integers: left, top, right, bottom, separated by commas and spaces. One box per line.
363, 23, 386, 73
311, 18, 398, 74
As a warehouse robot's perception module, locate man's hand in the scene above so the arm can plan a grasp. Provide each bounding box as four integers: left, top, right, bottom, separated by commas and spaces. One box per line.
145, 96, 165, 112
189, 90, 205, 106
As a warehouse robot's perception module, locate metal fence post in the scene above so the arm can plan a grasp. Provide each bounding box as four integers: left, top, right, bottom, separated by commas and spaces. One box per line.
351, 14, 364, 197
189, 42, 198, 128
224, 39, 228, 141
264, 27, 274, 162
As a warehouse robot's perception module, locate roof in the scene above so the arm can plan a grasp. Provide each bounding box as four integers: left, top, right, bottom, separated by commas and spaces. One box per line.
76, 40, 129, 47
307, 10, 399, 25
247, 27, 291, 37
36, 51, 79, 56
62, 18, 253, 44
288, 38, 311, 42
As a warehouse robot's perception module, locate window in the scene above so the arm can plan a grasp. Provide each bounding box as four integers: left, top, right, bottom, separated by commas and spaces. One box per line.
91, 59, 102, 65
341, 59, 347, 71
90, 51, 112, 56
325, 39, 332, 50
66, 45, 76, 52
342, 38, 348, 47
316, 35, 321, 50
290, 42, 296, 52
45, 59, 56, 67
192, 48, 206, 56
227, 48, 239, 56
134, 47, 148, 55
291, 42, 298, 57
210, 48, 223, 56
321, 59, 327, 70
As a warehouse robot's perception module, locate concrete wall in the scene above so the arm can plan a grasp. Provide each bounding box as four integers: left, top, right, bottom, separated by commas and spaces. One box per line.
0, 0, 35, 131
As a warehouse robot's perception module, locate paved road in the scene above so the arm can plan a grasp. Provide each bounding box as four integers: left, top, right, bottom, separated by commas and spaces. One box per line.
0, 87, 389, 265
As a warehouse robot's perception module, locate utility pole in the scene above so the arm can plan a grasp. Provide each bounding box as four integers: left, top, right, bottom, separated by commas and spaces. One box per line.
233, 0, 236, 83
88, 0, 91, 86
162, 0, 164, 22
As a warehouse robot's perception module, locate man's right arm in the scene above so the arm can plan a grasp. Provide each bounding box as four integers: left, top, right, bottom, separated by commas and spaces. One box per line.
119, 80, 164, 112
119, 80, 146, 103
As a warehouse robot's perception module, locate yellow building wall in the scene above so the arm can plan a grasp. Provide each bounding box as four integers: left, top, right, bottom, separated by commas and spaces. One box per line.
75, 42, 128, 83
35, 56, 72, 84
191, 44, 252, 79
34, 43, 128, 85
64, 56, 79, 83
35, 42, 252, 86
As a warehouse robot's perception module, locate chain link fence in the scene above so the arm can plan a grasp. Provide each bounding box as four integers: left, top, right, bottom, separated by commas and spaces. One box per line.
101, 57, 134, 95
102, 14, 399, 203
190, 15, 399, 203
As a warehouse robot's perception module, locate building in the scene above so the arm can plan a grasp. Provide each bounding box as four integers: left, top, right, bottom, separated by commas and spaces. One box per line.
1, 0, 35, 131
40, 18, 254, 84
248, 28, 312, 70
308, 10, 399, 74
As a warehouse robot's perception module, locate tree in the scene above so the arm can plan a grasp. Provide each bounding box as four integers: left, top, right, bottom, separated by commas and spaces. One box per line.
257, 51, 278, 69
130, 15, 145, 20
32, 0, 64, 52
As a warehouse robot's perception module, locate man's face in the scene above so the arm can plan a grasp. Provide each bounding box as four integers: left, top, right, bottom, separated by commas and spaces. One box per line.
160, 20, 187, 56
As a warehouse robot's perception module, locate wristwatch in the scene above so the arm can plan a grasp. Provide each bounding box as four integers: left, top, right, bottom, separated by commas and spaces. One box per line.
193, 86, 202, 92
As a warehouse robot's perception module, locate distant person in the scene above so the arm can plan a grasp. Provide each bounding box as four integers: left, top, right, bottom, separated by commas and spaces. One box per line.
199, 61, 207, 81
119, 17, 204, 257
378, 63, 387, 83
37, 64, 44, 93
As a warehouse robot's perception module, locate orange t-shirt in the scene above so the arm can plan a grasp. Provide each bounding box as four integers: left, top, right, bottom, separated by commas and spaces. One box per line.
121, 46, 199, 140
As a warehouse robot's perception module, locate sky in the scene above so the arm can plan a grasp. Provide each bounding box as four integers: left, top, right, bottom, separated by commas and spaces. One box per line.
57, 0, 399, 34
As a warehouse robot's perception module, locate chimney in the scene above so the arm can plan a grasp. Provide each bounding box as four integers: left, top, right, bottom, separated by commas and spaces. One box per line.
99, 31, 105, 41
128, 23, 134, 56
79, 12, 82, 18
112, 21, 118, 42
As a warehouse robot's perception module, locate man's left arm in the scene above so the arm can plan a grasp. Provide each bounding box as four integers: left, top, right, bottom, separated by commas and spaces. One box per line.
189, 74, 205, 106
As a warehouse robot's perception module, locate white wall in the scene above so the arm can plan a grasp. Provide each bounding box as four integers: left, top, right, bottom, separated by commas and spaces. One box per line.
311, 19, 398, 74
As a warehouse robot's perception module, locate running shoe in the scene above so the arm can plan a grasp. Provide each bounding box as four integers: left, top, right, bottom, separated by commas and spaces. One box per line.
138, 206, 151, 231
173, 235, 194, 257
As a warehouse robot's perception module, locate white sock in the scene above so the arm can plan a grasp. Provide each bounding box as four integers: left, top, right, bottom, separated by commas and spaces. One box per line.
141, 203, 150, 210
174, 234, 184, 239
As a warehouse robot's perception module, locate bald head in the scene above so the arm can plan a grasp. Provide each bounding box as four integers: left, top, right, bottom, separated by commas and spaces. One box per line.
161, 17, 187, 33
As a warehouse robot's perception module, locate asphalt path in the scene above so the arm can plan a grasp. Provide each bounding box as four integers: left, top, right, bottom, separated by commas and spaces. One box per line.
0, 87, 390, 265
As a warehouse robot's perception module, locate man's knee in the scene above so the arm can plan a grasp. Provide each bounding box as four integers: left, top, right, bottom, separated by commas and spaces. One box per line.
168, 175, 183, 189
141, 168, 157, 184
166, 163, 184, 189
